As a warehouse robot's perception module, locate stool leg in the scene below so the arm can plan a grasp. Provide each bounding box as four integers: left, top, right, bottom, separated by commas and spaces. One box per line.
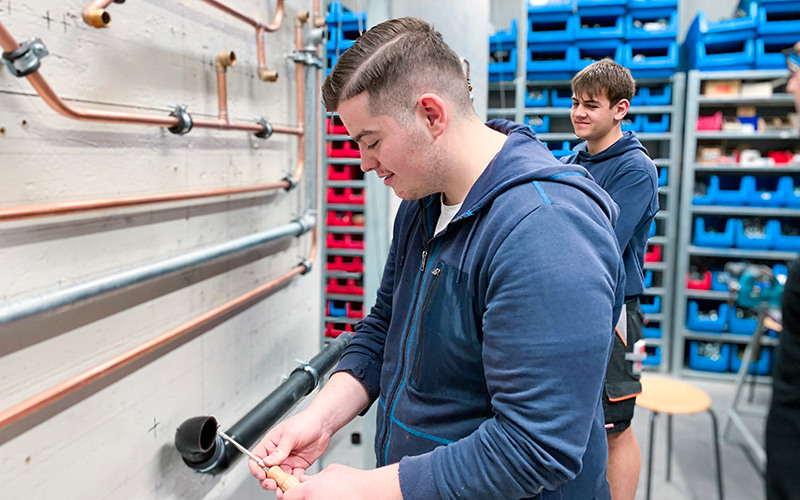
647, 411, 660, 500
666, 414, 673, 482
708, 409, 725, 500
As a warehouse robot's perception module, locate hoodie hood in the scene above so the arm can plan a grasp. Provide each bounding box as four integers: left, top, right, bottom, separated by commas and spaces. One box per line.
570, 131, 649, 164
459, 119, 619, 227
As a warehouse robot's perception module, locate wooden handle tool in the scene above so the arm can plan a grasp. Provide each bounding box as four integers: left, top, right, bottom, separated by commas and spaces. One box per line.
217, 428, 300, 492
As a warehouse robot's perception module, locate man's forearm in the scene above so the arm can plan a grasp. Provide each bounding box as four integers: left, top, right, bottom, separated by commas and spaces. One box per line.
308, 371, 371, 436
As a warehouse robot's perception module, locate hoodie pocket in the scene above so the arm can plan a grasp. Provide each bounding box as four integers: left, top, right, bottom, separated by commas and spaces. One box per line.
410, 261, 484, 396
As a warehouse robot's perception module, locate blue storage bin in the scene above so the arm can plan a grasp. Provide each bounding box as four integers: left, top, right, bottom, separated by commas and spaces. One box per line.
577, 0, 627, 17
327, 31, 356, 52
643, 326, 663, 339
575, 14, 626, 49
490, 19, 518, 52
644, 269, 654, 288
757, 7, 800, 44
328, 300, 347, 317
575, 45, 625, 71
686, 2, 759, 47
642, 114, 670, 133
326, 1, 367, 32
687, 301, 730, 332
550, 88, 575, 107
694, 217, 741, 248
750, 176, 793, 207
527, 46, 577, 81
489, 49, 517, 82
524, 115, 551, 134
693, 175, 753, 206
787, 181, 800, 208
645, 85, 672, 105
756, 0, 800, 14
755, 37, 799, 69
729, 306, 760, 334
525, 89, 548, 107
625, 10, 679, 48
736, 219, 780, 249
631, 87, 647, 106
776, 221, 800, 251
657, 167, 668, 187
643, 345, 662, 366
649, 219, 657, 238
621, 114, 643, 133
623, 42, 679, 78
628, 0, 678, 13
641, 296, 662, 314
711, 270, 731, 292
527, 9, 576, 48
549, 141, 576, 158
688, 38, 756, 71
730, 345, 772, 375
689, 341, 731, 372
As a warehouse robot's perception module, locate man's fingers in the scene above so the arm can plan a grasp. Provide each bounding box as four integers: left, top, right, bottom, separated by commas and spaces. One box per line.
249, 460, 266, 481
259, 478, 278, 492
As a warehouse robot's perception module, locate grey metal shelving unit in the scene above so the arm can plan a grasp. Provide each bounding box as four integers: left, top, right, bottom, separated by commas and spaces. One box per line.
487, 73, 685, 373
674, 69, 800, 382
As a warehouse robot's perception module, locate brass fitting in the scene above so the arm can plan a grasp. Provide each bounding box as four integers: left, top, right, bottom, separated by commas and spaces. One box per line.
215, 50, 236, 73
296, 10, 310, 25
83, 9, 111, 28
313, 15, 326, 28
258, 67, 279, 82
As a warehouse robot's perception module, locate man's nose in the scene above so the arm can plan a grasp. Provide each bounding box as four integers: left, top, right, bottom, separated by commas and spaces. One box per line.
360, 153, 377, 173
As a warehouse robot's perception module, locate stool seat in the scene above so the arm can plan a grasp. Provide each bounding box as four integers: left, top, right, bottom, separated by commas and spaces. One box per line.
637, 376, 712, 415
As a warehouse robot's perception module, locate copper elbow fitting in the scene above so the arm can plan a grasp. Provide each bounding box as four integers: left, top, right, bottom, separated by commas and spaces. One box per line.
258, 67, 279, 82
313, 15, 326, 28
296, 10, 310, 26
83, 9, 111, 28
215, 51, 237, 73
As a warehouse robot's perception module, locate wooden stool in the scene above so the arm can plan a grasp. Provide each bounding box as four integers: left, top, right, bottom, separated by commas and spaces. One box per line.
636, 376, 724, 500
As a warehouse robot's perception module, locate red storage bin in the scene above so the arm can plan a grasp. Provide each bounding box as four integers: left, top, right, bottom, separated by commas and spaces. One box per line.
324, 322, 354, 338
326, 233, 347, 248
326, 210, 364, 226
327, 255, 364, 273
325, 277, 364, 295
348, 187, 365, 204
644, 244, 662, 263
346, 301, 365, 318
327, 140, 361, 158
696, 111, 722, 131
327, 164, 361, 181
326, 233, 365, 250
686, 270, 712, 290
326, 116, 348, 135
769, 151, 795, 165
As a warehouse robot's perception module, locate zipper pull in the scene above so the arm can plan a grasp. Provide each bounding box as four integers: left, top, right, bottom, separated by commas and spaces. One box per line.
420, 250, 427, 272
432, 268, 441, 276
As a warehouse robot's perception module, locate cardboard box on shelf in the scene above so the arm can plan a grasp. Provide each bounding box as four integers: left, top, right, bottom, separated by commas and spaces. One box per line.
740, 82, 773, 98
702, 80, 741, 96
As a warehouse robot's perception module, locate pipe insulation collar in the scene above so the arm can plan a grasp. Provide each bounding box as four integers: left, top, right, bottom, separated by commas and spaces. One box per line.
167, 104, 193, 135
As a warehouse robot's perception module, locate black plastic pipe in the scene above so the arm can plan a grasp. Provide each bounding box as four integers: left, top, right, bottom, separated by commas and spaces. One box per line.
175, 332, 353, 474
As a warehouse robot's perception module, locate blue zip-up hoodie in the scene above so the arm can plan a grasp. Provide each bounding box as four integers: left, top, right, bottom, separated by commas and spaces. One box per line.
560, 132, 658, 299
334, 119, 624, 500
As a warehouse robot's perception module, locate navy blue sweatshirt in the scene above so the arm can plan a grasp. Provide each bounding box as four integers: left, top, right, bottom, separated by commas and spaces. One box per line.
561, 132, 658, 299
334, 119, 624, 500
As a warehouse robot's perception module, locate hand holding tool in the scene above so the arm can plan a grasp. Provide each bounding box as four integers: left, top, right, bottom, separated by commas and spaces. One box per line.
217, 428, 301, 492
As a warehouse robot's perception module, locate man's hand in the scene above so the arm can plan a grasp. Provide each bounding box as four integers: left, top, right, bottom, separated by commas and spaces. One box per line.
282, 463, 402, 500
249, 410, 333, 496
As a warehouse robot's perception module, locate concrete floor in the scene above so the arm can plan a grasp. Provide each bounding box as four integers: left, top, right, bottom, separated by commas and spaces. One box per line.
632, 374, 771, 500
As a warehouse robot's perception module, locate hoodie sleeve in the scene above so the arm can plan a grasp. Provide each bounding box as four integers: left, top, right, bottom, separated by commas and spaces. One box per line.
605, 159, 658, 252
398, 203, 621, 500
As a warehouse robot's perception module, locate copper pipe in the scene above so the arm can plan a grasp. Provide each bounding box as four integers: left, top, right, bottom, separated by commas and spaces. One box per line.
197, 0, 283, 31
0, 243, 315, 433
0, 181, 290, 222
83, 0, 115, 28
215, 51, 236, 124
460, 57, 470, 80
0, 20, 299, 136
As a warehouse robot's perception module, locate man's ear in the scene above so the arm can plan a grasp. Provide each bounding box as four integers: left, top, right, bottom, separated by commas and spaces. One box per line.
613, 99, 631, 122
417, 93, 447, 139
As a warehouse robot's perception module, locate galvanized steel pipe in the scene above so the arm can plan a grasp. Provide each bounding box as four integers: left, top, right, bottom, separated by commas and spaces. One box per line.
0, 213, 315, 325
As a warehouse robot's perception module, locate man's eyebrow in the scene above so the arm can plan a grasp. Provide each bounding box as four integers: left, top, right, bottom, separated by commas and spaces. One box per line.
352, 130, 378, 143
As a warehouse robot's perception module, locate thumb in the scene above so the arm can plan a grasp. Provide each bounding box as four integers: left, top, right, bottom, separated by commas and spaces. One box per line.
264, 436, 294, 466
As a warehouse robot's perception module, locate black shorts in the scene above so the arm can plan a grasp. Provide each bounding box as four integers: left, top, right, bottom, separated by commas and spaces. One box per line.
603, 299, 644, 435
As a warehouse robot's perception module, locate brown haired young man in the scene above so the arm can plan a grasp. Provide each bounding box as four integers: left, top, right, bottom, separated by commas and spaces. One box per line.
249, 18, 625, 500
560, 59, 659, 500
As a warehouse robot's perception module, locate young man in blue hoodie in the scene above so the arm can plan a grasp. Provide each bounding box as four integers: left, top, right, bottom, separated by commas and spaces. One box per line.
561, 59, 659, 500
249, 18, 624, 500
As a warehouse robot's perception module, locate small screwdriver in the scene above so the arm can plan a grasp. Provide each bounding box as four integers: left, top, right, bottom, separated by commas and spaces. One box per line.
217, 428, 301, 492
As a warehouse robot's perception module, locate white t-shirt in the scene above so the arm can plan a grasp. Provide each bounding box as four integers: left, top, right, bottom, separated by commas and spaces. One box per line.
435, 195, 463, 236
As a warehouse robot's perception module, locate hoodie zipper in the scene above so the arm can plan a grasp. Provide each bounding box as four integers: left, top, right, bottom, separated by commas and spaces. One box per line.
412, 267, 442, 386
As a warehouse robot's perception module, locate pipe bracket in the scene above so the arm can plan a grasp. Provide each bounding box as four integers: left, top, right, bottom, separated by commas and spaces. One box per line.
288, 50, 324, 68
282, 175, 297, 191
167, 104, 193, 135
1, 38, 48, 77
291, 361, 319, 393
299, 259, 312, 275
254, 116, 273, 139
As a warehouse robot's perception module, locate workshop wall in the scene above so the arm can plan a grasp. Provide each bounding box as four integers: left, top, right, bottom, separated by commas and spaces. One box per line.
0, 1, 322, 499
